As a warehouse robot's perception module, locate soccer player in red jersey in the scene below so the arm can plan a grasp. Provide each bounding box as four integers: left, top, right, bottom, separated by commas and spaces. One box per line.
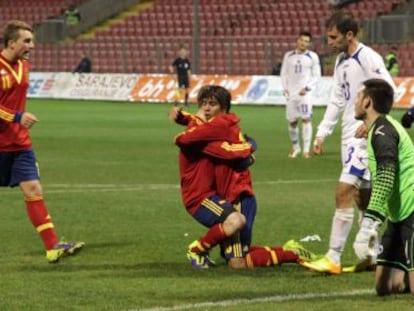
171, 85, 317, 268
0, 20, 84, 263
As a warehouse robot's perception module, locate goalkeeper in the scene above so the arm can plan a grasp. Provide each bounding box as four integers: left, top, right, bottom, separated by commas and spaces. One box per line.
353, 78, 414, 296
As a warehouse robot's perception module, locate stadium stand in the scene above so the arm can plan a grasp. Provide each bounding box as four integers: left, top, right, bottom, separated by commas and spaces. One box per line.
0, 0, 86, 29
22, 0, 413, 75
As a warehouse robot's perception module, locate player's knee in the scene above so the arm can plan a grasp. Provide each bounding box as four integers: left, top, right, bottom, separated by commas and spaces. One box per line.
20, 180, 42, 198
335, 185, 355, 207
375, 284, 390, 296
224, 212, 246, 233
375, 282, 405, 296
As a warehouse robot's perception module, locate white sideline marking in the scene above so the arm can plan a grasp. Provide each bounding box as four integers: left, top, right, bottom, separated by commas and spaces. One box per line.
135, 289, 374, 311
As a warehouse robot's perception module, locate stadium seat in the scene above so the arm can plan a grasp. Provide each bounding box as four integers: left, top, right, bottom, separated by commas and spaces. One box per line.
25, 0, 414, 76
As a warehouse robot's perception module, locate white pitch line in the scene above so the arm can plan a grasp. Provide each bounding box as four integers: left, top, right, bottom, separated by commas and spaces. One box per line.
45, 178, 337, 188
135, 289, 374, 311
0, 179, 336, 195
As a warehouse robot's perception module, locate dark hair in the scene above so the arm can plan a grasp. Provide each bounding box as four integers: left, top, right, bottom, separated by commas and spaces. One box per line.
197, 85, 232, 113
325, 9, 358, 36
363, 79, 394, 114
2, 20, 33, 47
299, 31, 312, 40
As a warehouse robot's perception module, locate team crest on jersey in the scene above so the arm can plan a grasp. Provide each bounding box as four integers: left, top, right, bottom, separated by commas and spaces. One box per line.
374, 125, 385, 136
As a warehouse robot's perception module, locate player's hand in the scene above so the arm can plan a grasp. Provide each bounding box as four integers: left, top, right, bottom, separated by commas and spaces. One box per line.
313, 137, 324, 155
355, 123, 368, 138
20, 112, 38, 129
401, 110, 414, 128
169, 106, 182, 121
233, 155, 255, 171
299, 88, 307, 96
195, 108, 206, 122
244, 134, 257, 152
353, 217, 380, 261
283, 90, 289, 98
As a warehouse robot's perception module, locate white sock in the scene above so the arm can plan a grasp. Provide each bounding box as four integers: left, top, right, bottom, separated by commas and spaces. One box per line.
327, 207, 355, 264
288, 124, 300, 150
302, 122, 312, 153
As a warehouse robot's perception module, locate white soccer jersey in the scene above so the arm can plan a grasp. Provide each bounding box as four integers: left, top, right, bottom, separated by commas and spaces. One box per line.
281, 49, 321, 96
316, 43, 396, 142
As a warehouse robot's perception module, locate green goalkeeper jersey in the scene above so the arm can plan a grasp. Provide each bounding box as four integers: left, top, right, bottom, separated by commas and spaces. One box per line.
367, 115, 414, 223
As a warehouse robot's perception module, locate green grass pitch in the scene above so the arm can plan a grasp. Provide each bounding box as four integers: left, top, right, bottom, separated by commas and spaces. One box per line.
0, 99, 412, 310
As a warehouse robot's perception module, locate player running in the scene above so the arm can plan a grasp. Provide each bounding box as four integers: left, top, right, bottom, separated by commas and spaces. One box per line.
0, 20, 84, 263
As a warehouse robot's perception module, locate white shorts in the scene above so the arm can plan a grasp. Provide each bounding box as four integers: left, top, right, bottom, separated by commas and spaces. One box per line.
339, 137, 370, 189
285, 93, 312, 122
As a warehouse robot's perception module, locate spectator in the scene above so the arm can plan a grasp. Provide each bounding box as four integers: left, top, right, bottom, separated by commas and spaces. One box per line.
271, 58, 282, 75
385, 45, 399, 77
64, 4, 81, 26
73, 52, 92, 73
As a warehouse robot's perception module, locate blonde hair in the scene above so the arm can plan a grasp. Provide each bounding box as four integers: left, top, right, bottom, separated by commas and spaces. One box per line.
2, 20, 33, 47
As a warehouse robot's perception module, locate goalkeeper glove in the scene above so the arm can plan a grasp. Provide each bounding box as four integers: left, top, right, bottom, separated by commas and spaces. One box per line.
233, 155, 255, 172
244, 134, 257, 152
401, 108, 414, 128
353, 217, 381, 261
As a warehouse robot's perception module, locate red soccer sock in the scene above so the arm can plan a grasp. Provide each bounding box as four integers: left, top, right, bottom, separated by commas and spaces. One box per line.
25, 196, 59, 250
192, 223, 228, 253
245, 246, 299, 268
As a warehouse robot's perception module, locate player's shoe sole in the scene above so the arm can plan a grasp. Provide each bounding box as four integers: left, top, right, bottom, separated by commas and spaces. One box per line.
300, 256, 341, 274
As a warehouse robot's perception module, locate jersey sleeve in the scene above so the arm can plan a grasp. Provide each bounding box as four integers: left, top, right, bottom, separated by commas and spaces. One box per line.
0, 102, 19, 122
201, 141, 252, 160
305, 52, 322, 91
174, 117, 231, 146
175, 110, 200, 126
366, 121, 399, 222
315, 60, 343, 138
280, 52, 289, 91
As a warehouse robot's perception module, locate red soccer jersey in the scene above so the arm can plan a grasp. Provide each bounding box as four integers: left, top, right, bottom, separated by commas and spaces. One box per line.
0, 54, 31, 151
175, 112, 215, 214
175, 113, 254, 204
175, 112, 253, 214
